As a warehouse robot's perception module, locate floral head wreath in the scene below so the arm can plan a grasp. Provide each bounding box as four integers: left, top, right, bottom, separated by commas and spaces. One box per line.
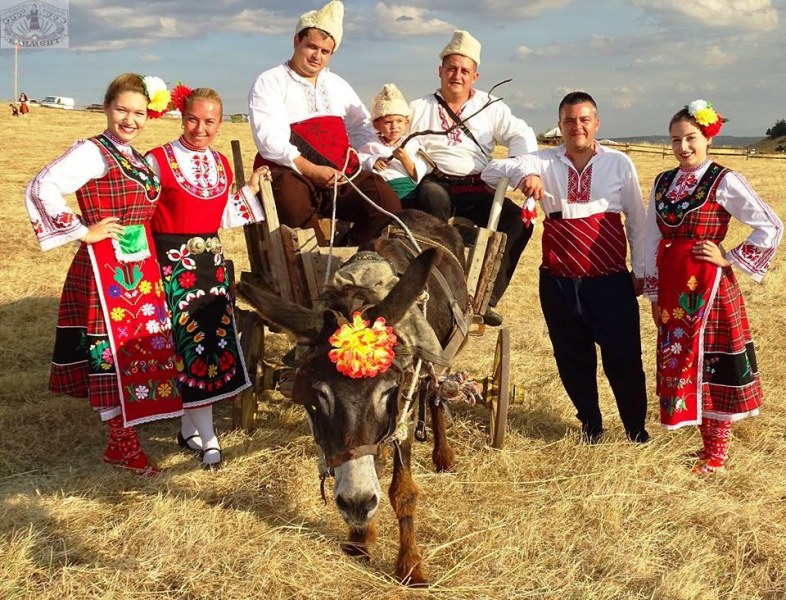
686, 99, 728, 139
328, 312, 397, 379
141, 75, 172, 119
169, 83, 193, 114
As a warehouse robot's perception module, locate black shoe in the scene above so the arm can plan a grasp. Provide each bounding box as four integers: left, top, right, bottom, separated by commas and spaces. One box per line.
177, 432, 202, 456
200, 448, 222, 471
580, 425, 604, 445
627, 429, 651, 444
483, 307, 504, 327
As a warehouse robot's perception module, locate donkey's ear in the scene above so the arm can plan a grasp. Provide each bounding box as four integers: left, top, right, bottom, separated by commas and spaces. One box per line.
236, 281, 324, 342
367, 247, 437, 326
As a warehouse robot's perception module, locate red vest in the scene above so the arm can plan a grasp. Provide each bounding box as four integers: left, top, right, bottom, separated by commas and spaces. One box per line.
147, 144, 233, 234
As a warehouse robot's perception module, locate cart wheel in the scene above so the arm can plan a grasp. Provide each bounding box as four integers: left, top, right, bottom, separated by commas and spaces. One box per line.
234, 308, 266, 430
488, 328, 511, 449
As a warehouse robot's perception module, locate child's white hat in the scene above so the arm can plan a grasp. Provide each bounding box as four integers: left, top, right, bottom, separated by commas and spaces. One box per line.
296, 1, 344, 50
439, 29, 481, 65
371, 83, 410, 120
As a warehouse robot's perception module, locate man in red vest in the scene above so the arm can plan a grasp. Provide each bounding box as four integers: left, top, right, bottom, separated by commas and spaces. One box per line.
248, 0, 400, 245
482, 91, 650, 444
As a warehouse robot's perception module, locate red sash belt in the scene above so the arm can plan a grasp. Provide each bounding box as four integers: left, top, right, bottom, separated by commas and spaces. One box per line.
541, 212, 627, 277
254, 115, 360, 177
655, 239, 721, 429
87, 228, 182, 426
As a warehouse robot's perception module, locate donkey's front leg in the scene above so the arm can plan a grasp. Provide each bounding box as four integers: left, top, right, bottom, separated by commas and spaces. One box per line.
389, 435, 426, 586
428, 386, 456, 472
342, 518, 378, 561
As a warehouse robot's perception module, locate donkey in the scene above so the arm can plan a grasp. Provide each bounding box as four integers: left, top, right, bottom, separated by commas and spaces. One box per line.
238, 210, 469, 585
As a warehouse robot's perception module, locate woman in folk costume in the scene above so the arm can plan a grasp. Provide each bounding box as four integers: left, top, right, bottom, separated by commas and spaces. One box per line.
146, 86, 269, 470
24, 73, 182, 477
644, 100, 783, 474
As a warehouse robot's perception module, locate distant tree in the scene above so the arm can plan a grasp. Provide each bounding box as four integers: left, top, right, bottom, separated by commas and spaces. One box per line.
766, 119, 786, 138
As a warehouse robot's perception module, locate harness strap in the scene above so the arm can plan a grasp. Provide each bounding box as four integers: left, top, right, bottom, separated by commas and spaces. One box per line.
326, 444, 383, 469
384, 229, 469, 338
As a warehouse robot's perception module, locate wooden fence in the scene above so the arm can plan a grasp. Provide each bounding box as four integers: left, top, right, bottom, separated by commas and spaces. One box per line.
618, 143, 786, 161
539, 138, 786, 160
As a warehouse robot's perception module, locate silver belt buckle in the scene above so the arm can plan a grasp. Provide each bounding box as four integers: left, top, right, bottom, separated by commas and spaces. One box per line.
187, 236, 206, 254
205, 237, 222, 254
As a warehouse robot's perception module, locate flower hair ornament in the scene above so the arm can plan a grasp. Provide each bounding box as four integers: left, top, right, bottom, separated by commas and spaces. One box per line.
169, 82, 193, 114
141, 75, 172, 119
686, 99, 728, 139
328, 312, 398, 378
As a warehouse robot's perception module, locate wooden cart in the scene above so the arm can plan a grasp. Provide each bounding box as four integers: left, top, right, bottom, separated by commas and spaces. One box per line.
230, 141, 517, 448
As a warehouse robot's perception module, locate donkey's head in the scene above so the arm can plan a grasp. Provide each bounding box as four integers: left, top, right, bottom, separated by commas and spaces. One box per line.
238, 249, 438, 528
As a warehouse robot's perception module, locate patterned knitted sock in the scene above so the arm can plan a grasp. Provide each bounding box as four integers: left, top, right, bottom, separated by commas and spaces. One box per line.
103, 416, 157, 475
704, 418, 732, 467
692, 419, 731, 474
691, 421, 713, 460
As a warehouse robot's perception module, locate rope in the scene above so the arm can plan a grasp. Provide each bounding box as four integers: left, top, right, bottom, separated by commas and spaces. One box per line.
322, 147, 424, 288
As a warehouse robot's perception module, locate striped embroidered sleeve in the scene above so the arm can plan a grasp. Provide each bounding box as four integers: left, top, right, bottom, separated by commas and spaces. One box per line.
643, 186, 662, 301
24, 140, 104, 251
716, 171, 783, 282
620, 156, 646, 277
220, 185, 265, 229
480, 153, 540, 190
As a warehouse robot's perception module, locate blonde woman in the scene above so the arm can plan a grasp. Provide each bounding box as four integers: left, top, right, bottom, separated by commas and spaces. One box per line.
146, 86, 269, 470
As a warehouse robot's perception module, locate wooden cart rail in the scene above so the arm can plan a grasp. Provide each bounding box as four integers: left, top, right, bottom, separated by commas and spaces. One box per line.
231, 141, 515, 446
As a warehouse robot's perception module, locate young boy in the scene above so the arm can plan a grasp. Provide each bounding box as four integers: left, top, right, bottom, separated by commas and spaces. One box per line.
359, 83, 429, 201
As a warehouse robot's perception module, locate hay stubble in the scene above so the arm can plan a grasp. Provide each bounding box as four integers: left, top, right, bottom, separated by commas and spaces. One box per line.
1, 109, 785, 599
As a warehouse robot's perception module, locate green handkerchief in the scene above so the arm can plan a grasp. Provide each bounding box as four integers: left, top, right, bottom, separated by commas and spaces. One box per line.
113, 223, 151, 263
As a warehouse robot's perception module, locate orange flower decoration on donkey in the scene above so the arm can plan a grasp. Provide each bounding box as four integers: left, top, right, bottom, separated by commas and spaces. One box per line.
328, 312, 397, 378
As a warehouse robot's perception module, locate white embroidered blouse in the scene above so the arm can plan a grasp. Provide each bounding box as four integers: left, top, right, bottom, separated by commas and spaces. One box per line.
644, 160, 783, 300
408, 90, 538, 177
481, 143, 647, 277
25, 134, 145, 251
248, 62, 377, 171
146, 138, 264, 229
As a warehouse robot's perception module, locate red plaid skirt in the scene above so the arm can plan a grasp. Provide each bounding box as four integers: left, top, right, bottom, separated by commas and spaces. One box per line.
49, 237, 183, 426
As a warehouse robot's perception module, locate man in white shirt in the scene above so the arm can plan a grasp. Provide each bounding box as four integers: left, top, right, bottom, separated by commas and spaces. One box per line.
481, 91, 649, 444
248, 0, 400, 245
408, 30, 539, 326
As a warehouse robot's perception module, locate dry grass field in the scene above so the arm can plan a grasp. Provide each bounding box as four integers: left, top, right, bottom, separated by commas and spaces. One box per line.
1, 109, 785, 599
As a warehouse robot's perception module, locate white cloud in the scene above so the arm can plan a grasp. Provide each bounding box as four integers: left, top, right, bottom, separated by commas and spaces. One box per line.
509, 91, 541, 109
427, 0, 573, 20
633, 0, 779, 31
223, 9, 293, 35
703, 45, 735, 67
610, 86, 643, 109
515, 44, 564, 59
369, 4, 454, 37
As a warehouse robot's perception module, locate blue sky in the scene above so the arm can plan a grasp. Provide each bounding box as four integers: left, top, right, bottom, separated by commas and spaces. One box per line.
2, 0, 784, 137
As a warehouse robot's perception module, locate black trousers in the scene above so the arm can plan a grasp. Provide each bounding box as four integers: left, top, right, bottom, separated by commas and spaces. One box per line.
406, 174, 533, 306
539, 269, 648, 436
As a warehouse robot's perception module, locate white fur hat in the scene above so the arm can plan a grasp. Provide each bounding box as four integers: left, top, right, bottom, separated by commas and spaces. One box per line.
371, 83, 410, 120
439, 29, 481, 65
296, 1, 344, 51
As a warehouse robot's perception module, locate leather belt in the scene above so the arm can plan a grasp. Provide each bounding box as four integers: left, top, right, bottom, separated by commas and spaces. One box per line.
186, 236, 222, 255
431, 170, 483, 187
